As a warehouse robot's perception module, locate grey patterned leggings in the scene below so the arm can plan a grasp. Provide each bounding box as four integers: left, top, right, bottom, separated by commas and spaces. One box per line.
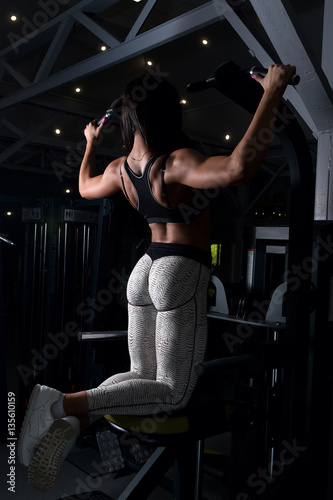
86, 252, 211, 417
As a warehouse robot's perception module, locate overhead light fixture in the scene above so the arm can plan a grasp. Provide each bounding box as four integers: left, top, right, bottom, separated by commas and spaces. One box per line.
146, 60, 153, 66
75, 87, 81, 93
180, 99, 187, 104
65, 189, 71, 194
55, 129, 61, 135
202, 39, 208, 45
10, 15, 18, 22
133, 0, 142, 3
6, 211, 12, 216
225, 134, 231, 141
100, 45, 107, 51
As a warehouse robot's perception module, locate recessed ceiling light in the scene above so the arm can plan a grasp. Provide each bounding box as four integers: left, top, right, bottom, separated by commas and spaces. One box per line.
75, 87, 81, 93
10, 15, 18, 22
133, 0, 142, 3
55, 129, 61, 135
65, 189, 71, 194
202, 39, 208, 45
225, 134, 231, 141
6, 211, 12, 216
146, 60, 153, 66
100, 45, 107, 51
180, 99, 187, 104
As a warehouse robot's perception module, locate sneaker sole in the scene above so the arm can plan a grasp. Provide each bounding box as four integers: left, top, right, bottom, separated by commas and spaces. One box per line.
28, 419, 75, 492
18, 384, 41, 465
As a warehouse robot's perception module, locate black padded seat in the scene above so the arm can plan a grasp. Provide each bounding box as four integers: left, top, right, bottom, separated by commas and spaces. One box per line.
104, 393, 229, 444
101, 397, 230, 500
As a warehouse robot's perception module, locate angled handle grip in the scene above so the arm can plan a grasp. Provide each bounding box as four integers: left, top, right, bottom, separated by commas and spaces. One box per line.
97, 97, 122, 125
249, 66, 300, 86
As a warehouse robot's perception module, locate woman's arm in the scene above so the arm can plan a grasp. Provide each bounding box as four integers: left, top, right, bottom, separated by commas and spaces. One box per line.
79, 119, 122, 199
168, 64, 296, 190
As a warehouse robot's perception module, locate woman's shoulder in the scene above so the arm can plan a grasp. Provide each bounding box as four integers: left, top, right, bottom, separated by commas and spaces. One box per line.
167, 148, 205, 168
168, 147, 202, 161
164, 148, 206, 185
102, 156, 128, 188
105, 155, 127, 172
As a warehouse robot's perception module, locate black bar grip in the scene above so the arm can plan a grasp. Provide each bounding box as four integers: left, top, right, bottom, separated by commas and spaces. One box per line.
249, 66, 300, 86
97, 97, 122, 125
186, 77, 216, 93
0, 235, 15, 246
187, 79, 209, 93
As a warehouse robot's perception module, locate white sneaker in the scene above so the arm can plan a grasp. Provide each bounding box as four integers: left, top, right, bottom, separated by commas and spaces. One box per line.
18, 384, 63, 466
28, 416, 80, 492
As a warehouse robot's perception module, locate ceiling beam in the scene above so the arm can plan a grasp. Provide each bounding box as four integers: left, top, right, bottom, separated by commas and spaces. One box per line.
0, 2, 221, 111
33, 17, 76, 83
0, 0, 120, 60
249, 0, 333, 135
125, 0, 158, 40
0, 60, 30, 88
248, 0, 333, 221
0, 113, 61, 163
213, 0, 319, 135
1, 118, 26, 138
314, 131, 333, 220
72, 11, 121, 46
215, 0, 275, 66
322, 0, 333, 88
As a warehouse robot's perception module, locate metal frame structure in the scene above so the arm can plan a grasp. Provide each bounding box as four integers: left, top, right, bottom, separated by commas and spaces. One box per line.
0, 1, 220, 107
0, 0, 332, 219
0, 1, 329, 215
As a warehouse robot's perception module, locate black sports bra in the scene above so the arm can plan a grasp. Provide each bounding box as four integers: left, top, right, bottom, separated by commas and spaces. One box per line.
120, 154, 207, 224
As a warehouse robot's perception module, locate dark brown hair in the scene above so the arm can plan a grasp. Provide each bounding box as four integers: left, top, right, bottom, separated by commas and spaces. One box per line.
120, 74, 187, 154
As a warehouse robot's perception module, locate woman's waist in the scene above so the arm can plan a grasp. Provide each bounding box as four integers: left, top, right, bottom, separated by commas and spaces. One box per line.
146, 241, 212, 268
149, 216, 211, 253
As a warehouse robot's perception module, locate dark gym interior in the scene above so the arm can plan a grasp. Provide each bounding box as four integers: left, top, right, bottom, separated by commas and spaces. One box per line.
1, 0, 332, 499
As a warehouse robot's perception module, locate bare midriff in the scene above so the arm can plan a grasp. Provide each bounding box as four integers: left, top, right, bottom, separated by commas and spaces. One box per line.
149, 208, 211, 253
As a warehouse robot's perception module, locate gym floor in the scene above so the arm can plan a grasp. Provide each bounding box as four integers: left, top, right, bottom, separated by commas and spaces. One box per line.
0, 433, 230, 500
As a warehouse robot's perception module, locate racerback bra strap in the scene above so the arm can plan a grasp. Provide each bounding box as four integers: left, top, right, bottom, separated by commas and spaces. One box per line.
120, 154, 162, 209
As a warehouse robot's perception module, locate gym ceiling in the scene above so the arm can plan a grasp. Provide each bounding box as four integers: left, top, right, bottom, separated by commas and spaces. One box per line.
0, 0, 331, 216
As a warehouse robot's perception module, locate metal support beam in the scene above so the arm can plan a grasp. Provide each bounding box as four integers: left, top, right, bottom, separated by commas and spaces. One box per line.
0, 2, 221, 111
249, 0, 333, 135
214, 0, 274, 67
34, 17, 76, 83
214, 0, 319, 136
314, 131, 333, 220
0, 0, 119, 60
0, 60, 30, 88
125, 0, 158, 40
1, 119, 25, 138
322, 0, 333, 88
244, 162, 288, 216
247, 0, 333, 221
0, 113, 60, 163
72, 11, 120, 47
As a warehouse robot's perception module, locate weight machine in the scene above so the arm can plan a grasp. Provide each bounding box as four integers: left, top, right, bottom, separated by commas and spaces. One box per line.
190, 61, 315, 497
67, 62, 317, 500
5, 60, 326, 498
18, 197, 116, 404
